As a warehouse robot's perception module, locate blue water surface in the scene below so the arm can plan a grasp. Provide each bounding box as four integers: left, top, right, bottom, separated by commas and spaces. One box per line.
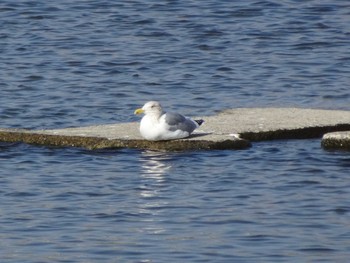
1, 141, 350, 262
0, 0, 350, 262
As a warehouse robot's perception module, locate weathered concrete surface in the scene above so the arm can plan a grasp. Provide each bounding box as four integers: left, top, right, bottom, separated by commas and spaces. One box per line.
205, 108, 350, 141
0, 108, 350, 151
322, 131, 350, 150
0, 125, 250, 151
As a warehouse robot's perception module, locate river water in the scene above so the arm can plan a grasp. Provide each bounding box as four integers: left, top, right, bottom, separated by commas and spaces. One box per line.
0, 0, 350, 262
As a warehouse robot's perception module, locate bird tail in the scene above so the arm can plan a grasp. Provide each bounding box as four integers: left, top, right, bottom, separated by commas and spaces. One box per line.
194, 119, 204, 126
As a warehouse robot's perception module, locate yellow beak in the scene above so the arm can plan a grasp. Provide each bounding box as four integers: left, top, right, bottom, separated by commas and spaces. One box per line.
134, 108, 144, 115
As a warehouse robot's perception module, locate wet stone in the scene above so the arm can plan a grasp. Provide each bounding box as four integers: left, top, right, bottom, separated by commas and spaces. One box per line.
321, 131, 350, 151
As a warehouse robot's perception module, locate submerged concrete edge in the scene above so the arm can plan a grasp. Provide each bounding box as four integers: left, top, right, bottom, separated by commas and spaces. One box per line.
321, 131, 350, 151
0, 130, 251, 151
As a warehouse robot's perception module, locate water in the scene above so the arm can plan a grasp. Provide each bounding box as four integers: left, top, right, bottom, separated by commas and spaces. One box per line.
0, 0, 350, 262
1, 141, 350, 262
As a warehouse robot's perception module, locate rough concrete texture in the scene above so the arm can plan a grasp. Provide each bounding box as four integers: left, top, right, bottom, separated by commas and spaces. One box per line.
0, 126, 249, 151
0, 108, 350, 151
321, 131, 350, 150
204, 108, 350, 141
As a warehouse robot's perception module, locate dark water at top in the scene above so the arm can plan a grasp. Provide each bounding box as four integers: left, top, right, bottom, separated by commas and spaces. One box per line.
1, 0, 349, 129
0, 0, 350, 262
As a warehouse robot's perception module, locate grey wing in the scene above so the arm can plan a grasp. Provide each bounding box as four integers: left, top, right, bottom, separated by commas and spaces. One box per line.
165, 112, 197, 132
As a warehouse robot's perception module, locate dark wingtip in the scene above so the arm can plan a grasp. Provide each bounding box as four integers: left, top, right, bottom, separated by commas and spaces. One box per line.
195, 119, 204, 126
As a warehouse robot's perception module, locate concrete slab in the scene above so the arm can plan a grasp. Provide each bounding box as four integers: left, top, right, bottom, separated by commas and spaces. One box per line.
0, 108, 350, 151
322, 131, 350, 150
203, 108, 350, 141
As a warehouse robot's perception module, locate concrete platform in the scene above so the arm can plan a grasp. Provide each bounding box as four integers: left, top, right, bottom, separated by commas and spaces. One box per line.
0, 108, 350, 151
322, 131, 350, 150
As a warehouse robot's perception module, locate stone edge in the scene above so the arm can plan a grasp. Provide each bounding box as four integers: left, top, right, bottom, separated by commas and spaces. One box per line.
0, 130, 251, 151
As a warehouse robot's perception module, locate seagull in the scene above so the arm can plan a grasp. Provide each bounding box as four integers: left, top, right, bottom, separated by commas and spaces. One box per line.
134, 101, 204, 141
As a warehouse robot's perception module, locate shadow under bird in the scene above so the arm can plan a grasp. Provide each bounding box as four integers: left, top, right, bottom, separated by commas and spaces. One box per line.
134, 101, 204, 141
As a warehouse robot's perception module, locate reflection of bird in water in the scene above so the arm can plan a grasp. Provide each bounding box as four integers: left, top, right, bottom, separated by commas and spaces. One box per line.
139, 151, 171, 203
140, 150, 172, 178
134, 101, 204, 141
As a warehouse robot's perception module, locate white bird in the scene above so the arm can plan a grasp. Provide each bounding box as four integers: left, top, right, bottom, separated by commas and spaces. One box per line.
134, 101, 204, 141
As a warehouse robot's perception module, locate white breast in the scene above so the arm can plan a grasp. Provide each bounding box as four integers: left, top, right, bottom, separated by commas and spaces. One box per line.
139, 115, 191, 141
139, 115, 163, 141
